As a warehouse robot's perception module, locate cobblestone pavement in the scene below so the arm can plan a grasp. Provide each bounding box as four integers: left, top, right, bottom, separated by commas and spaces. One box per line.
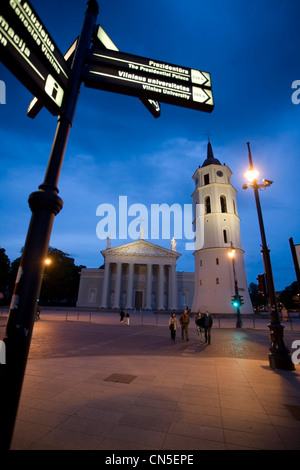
1, 310, 299, 362
1, 310, 300, 451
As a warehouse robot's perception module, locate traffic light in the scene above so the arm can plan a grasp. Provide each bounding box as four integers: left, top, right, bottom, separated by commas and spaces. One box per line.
257, 273, 267, 297
231, 294, 244, 309
231, 295, 239, 308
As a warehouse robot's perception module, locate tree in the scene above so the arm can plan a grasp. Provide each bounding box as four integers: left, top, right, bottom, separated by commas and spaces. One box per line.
278, 282, 300, 310
248, 282, 266, 310
39, 247, 81, 306
0, 248, 10, 303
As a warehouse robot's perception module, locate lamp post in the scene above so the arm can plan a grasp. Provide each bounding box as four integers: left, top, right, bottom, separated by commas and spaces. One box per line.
243, 142, 295, 370
228, 243, 243, 328
0, 0, 99, 450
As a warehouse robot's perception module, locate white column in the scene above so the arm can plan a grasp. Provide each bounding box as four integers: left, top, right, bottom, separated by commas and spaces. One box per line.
157, 264, 164, 310
100, 261, 110, 308
145, 263, 152, 309
113, 262, 122, 309
126, 263, 134, 309
168, 266, 172, 310
169, 264, 177, 310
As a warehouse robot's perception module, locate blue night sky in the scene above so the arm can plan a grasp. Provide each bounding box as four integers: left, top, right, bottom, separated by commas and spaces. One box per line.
0, 0, 300, 291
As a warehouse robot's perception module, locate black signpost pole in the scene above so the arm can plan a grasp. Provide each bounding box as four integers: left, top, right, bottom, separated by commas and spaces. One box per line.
0, 0, 99, 450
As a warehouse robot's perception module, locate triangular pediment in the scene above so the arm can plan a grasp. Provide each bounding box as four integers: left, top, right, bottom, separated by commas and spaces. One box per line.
101, 239, 181, 260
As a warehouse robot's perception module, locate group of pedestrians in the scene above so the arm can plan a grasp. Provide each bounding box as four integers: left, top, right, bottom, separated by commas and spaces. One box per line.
169, 309, 213, 344
119, 309, 130, 325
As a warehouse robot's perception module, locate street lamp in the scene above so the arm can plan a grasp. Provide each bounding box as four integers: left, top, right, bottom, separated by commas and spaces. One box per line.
243, 142, 295, 371
228, 243, 243, 328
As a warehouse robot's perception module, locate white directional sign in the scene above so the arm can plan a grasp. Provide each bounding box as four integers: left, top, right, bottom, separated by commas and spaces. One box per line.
0, 0, 70, 115
84, 48, 214, 112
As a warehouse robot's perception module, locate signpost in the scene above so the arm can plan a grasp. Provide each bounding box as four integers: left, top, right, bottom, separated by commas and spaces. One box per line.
0, 0, 70, 115
0, 0, 214, 450
0, 0, 99, 450
83, 48, 214, 113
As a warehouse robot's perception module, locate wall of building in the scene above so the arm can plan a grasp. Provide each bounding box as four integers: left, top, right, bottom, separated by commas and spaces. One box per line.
76, 267, 194, 311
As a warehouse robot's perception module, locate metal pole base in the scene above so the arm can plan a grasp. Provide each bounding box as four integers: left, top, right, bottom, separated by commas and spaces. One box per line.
268, 322, 295, 371
269, 354, 295, 371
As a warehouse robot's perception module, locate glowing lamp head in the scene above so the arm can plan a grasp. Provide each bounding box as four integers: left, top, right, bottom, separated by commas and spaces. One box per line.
244, 168, 259, 183
44, 258, 51, 265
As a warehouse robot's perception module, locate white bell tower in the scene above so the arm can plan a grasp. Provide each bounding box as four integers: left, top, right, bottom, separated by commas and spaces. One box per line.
191, 140, 253, 314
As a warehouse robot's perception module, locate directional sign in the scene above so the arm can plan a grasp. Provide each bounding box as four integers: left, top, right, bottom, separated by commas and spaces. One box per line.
88, 48, 212, 89
83, 48, 214, 113
94, 25, 160, 118
0, 0, 70, 115
27, 38, 78, 119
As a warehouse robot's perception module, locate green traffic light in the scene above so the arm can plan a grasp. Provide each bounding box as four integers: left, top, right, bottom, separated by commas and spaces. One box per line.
231, 295, 241, 308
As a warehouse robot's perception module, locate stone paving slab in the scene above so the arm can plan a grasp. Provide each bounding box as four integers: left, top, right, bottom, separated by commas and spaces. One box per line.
11, 354, 300, 450
1, 310, 299, 451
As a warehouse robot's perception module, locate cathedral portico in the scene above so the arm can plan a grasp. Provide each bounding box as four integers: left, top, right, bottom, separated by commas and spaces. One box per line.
97, 239, 181, 310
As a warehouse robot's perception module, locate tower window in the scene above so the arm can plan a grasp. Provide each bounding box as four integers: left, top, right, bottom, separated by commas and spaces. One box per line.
216, 258, 219, 265
223, 229, 228, 243
216, 278, 219, 284
233, 199, 236, 215
204, 174, 210, 185
204, 196, 211, 214
220, 195, 227, 213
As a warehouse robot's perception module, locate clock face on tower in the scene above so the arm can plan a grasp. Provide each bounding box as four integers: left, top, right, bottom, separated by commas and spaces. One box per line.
216, 170, 223, 177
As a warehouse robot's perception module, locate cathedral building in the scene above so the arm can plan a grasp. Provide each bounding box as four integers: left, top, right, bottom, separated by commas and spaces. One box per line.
76, 238, 194, 310
76, 140, 253, 314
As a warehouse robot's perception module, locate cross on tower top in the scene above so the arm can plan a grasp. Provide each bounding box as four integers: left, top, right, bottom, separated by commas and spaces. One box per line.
204, 131, 213, 142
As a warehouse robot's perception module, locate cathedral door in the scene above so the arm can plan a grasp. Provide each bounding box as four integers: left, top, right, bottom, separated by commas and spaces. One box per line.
135, 291, 143, 309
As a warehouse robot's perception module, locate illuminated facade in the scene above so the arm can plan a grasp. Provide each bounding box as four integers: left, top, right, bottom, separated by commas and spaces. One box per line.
76, 239, 194, 310
77, 141, 253, 314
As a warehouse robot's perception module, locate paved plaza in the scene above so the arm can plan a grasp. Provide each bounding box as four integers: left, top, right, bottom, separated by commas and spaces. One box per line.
0, 309, 300, 450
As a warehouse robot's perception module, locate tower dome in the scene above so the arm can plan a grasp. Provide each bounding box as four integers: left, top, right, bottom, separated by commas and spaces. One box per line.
201, 140, 222, 167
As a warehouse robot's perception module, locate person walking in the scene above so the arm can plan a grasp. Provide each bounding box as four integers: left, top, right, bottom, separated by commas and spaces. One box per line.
203, 311, 213, 344
126, 311, 130, 326
180, 309, 190, 341
120, 309, 125, 324
195, 311, 203, 340
168, 313, 178, 341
